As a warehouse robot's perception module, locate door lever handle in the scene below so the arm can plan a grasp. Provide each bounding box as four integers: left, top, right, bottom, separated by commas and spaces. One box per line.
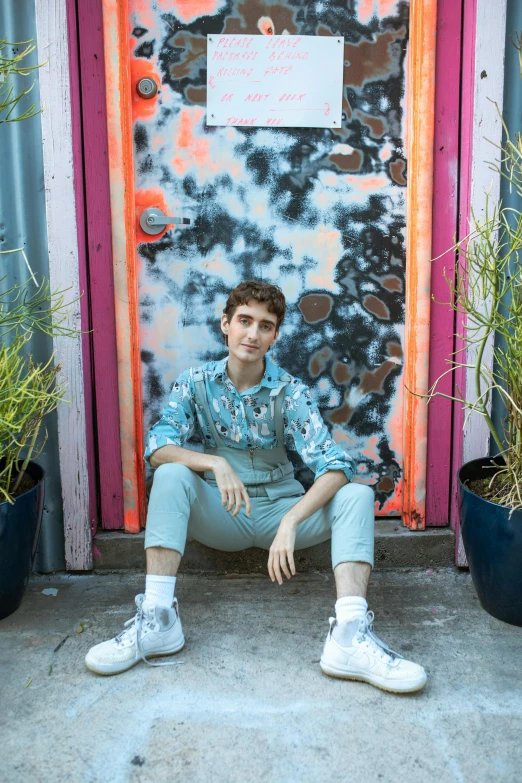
140, 207, 191, 235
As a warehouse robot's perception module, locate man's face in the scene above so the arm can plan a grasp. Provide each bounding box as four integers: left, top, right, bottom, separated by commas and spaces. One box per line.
221, 300, 279, 364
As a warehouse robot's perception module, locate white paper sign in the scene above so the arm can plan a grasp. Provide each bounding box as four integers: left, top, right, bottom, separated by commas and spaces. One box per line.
206, 35, 344, 129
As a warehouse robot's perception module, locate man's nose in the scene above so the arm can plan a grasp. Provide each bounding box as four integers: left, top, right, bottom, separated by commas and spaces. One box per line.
247, 324, 260, 340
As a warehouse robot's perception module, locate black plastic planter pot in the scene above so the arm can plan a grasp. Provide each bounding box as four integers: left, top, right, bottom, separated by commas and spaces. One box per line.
0, 462, 45, 621
458, 457, 522, 626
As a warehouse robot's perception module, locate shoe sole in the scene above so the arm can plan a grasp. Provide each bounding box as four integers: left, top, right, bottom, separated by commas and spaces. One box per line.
319, 660, 427, 694
85, 635, 185, 676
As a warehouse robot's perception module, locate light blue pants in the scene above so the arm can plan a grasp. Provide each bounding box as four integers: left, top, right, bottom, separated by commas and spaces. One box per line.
144, 464, 375, 570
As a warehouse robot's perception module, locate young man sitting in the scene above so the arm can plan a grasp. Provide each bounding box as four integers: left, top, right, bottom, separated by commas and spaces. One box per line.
86, 280, 427, 693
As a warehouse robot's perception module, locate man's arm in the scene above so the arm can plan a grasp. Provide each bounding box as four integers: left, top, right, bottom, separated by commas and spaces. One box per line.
268, 381, 356, 584
150, 444, 251, 518
279, 469, 348, 528
149, 443, 220, 472
267, 470, 347, 584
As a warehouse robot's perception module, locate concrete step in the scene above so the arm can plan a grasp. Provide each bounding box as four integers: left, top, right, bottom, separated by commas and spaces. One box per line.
93, 520, 455, 572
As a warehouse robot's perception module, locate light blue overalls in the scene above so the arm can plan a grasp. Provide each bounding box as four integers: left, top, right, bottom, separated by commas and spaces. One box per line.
144, 369, 375, 569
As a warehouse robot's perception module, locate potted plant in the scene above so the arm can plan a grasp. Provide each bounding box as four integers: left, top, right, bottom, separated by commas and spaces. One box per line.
0, 39, 74, 620
418, 127, 522, 626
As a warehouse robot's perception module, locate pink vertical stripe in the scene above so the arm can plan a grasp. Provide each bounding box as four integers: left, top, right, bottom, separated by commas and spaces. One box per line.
66, 0, 97, 538
68, 0, 124, 529
426, 0, 463, 525
451, 0, 477, 564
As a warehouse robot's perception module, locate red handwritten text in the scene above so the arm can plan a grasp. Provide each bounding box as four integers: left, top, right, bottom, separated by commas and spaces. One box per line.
263, 65, 293, 77
245, 93, 271, 102
216, 36, 254, 48
216, 67, 254, 78
269, 50, 308, 62
221, 94, 234, 102
225, 117, 257, 126
278, 93, 306, 102
265, 37, 302, 49
266, 118, 283, 126
212, 50, 258, 62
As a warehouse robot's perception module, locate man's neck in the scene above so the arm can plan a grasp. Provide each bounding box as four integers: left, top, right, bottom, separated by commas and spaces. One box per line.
226, 351, 266, 393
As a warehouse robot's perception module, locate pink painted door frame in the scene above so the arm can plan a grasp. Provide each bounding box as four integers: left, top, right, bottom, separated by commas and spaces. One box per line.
101, 0, 438, 533
426, 0, 465, 526
428, 0, 478, 564
66, 0, 124, 532
70, 0, 470, 534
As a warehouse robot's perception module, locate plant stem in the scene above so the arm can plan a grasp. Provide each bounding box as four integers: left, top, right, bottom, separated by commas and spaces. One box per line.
11, 417, 41, 495
474, 327, 505, 454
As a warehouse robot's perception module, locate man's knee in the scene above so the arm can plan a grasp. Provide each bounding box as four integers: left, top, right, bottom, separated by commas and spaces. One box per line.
336, 481, 374, 510
149, 463, 195, 503
153, 462, 194, 485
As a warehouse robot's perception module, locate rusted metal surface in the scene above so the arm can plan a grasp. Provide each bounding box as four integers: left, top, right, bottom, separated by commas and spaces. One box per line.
126, 0, 411, 520
402, 0, 437, 529
102, 0, 145, 533
100, 0, 444, 529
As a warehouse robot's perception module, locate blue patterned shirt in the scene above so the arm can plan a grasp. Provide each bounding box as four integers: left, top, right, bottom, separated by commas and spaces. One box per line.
144, 356, 355, 482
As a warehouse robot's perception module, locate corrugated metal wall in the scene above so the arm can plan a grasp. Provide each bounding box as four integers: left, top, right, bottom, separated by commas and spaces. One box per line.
0, 1, 65, 571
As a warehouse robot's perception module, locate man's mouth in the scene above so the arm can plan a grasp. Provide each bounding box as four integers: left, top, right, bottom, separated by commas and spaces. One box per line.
241, 344, 259, 350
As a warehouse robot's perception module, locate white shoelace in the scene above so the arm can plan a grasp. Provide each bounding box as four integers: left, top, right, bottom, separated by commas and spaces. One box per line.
114, 595, 184, 668
330, 610, 404, 662
357, 612, 402, 662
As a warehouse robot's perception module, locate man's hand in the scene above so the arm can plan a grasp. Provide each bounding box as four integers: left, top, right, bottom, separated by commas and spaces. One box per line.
213, 458, 252, 517
268, 519, 297, 584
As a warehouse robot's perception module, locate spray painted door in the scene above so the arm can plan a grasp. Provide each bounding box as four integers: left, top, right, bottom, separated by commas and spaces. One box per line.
128, 0, 409, 516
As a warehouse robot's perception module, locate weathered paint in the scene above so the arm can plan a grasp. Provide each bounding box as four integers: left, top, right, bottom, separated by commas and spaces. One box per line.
451, 0, 476, 564
452, 0, 507, 565
402, 0, 438, 530
65, 0, 98, 540
102, 0, 146, 533
426, 0, 463, 525
71, 0, 124, 532
129, 0, 410, 518
36, 0, 92, 567
463, 0, 507, 464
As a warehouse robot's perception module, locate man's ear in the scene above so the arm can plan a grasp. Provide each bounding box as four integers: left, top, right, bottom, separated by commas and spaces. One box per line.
272, 328, 280, 347
220, 314, 229, 336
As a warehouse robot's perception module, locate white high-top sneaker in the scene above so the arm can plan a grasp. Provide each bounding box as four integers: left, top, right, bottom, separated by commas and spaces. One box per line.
320, 610, 427, 693
85, 593, 185, 676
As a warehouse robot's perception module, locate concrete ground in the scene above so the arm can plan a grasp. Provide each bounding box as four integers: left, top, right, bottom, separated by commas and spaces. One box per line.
1, 568, 521, 783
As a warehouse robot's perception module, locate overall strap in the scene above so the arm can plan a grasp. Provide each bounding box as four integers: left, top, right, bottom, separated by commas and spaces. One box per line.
273, 383, 287, 447
192, 368, 226, 448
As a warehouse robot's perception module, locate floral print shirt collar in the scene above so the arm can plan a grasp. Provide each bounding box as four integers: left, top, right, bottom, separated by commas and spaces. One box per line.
210, 354, 289, 395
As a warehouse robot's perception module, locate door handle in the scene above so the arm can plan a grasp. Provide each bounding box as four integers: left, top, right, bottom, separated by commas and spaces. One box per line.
139, 207, 191, 235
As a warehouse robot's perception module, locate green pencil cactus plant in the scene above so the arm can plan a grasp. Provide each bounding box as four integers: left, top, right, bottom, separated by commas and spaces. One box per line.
0, 37, 42, 123
0, 39, 75, 503
416, 124, 522, 513
0, 280, 76, 502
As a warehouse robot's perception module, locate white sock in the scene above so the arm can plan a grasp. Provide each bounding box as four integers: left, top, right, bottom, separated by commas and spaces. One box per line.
145, 575, 176, 608
335, 596, 368, 625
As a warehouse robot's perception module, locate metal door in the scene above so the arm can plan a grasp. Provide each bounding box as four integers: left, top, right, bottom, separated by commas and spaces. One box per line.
128, 0, 409, 521
102, 0, 423, 530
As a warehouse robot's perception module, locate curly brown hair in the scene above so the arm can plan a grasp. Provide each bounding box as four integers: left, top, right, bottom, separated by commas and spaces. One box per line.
223, 281, 286, 342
